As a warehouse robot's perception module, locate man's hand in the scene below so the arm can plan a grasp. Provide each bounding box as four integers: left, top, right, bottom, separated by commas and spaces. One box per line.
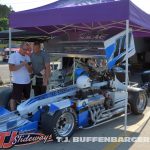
21, 61, 32, 73
43, 78, 48, 86
21, 61, 27, 66
22, 61, 32, 73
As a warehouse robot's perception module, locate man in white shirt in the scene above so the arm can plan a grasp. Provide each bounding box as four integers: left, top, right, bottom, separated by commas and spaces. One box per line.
8, 42, 32, 111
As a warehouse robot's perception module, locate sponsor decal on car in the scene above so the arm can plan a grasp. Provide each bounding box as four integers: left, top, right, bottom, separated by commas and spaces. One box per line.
0, 131, 53, 149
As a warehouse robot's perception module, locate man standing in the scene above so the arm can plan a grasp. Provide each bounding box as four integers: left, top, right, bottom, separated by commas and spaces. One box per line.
8, 42, 32, 111
31, 41, 50, 96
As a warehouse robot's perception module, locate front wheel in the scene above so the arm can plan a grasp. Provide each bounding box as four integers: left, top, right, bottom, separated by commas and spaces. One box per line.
41, 107, 77, 140
129, 90, 147, 115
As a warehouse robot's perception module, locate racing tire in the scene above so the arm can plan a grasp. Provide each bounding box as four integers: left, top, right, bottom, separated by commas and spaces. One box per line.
0, 87, 12, 108
41, 107, 77, 141
128, 90, 147, 115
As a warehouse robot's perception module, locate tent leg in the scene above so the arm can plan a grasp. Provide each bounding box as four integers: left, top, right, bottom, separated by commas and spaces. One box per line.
9, 28, 12, 55
124, 20, 129, 136
73, 57, 76, 85
9, 27, 12, 85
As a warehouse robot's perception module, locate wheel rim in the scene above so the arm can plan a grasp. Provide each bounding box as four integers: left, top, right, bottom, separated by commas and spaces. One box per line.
137, 93, 146, 111
56, 112, 74, 137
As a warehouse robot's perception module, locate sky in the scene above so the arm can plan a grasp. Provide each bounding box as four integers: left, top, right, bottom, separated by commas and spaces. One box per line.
0, 0, 150, 14
0, 0, 57, 11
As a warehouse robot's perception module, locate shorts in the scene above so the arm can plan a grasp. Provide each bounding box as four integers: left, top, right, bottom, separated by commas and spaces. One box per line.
11, 83, 31, 103
32, 85, 46, 96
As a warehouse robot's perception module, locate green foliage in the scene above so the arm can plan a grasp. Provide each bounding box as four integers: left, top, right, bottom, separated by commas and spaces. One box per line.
0, 4, 13, 18
0, 18, 8, 31
0, 4, 13, 31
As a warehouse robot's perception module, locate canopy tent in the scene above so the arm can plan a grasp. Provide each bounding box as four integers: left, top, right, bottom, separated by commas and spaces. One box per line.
9, 0, 150, 37
8, 0, 150, 135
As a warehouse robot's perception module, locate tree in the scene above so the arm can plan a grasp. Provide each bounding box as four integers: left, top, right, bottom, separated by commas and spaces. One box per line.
0, 4, 13, 31
0, 4, 13, 18
0, 18, 8, 31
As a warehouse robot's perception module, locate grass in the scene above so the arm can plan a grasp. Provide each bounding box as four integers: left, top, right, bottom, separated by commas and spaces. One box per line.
0, 44, 7, 48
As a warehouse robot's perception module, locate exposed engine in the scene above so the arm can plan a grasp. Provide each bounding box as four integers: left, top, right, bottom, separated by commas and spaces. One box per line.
74, 86, 116, 124
75, 88, 113, 109
74, 74, 126, 126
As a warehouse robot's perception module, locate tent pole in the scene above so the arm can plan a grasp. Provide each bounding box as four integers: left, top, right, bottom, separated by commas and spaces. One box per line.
9, 28, 12, 55
73, 57, 76, 85
124, 20, 129, 136
9, 27, 12, 85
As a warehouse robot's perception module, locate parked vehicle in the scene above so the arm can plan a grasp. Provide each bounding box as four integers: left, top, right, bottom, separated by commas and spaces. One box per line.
2, 47, 19, 62
0, 48, 4, 62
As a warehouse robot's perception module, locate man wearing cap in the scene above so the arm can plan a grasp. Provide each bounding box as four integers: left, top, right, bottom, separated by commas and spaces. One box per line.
8, 42, 32, 111
31, 41, 50, 96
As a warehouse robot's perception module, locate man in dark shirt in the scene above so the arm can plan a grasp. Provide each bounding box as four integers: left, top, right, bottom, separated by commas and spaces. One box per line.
31, 41, 51, 96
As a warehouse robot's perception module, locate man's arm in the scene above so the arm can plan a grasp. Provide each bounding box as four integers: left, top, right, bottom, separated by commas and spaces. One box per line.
42, 52, 51, 86
9, 61, 32, 73
9, 63, 24, 71
43, 63, 51, 86
9, 54, 24, 71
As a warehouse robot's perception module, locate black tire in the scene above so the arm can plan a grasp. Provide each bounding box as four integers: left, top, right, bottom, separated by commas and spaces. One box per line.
0, 87, 12, 108
141, 70, 150, 83
128, 90, 147, 115
41, 107, 77, 141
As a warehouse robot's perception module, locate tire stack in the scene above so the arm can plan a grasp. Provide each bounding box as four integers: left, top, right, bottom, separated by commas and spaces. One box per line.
141, 70, 150, 83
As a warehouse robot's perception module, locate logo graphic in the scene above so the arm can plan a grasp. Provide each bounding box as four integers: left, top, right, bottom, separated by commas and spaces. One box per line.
0, 131, 53, 149
104, 30, 135, 69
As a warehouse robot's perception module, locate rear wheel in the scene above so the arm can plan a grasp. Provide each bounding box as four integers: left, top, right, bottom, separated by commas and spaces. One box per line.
41, 107, 77, 141
128, 90, 147, 115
